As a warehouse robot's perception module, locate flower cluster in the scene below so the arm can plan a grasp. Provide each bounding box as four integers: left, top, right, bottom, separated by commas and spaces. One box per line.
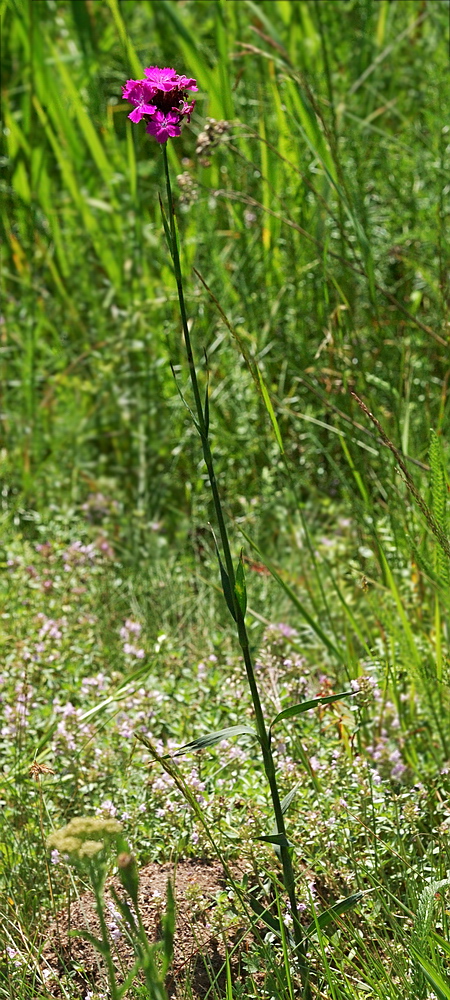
81, 492, 119, 523
254, 622, 308, 713
106, 897, 123, 943
120, 618, 145, 659
122, 65, 197, 143
47, 815, 123, 861
0, 679, 32, 738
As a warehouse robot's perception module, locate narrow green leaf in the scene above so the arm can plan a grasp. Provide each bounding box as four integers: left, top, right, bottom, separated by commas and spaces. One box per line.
48, 41, 116, 194
126, 118, 137, 203
225, 949, 233, 1000
267, 787, 300, 861
280, 783, 299, 816
161, 878, 175, 975
151, 0, 225, 118
432, 930, 450, 959
323, 558, 373, 655
110, 887, 138, 934
244, 0, 287, 54
209, 526, 237, 620
136, 725, 257, 759
70, 0, 96, 55
32, 721, 58, 758
159, 193, 173, 254
257, 364, 284, 454
68, 929, 108, 956
172, 724, 256, 755
32, 95, 121, 284
284, 77, 376, 299
274, 885, 296, 1000
378, 545, 421, 667
257, 834, 295, 848
170, 362, 200, 431
3, 104, 31, 157
410, 949, 450, 1000
104, 0, 143, 78
270, 691, 354, 730
304, 892, 364, 936
218, 552, 237, 622
287, 81, 339, 187
234, 550, 247, 616
203, 351, 210, 437
12, 161, 30, 203
117, 959, 142, 1000
248, 895, 282, 936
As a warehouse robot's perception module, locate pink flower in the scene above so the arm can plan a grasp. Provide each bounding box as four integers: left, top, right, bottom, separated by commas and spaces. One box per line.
146, 111, 182, 143
122, 65, 197, 143
144, 66, 180, 91
122, 80, 157, 123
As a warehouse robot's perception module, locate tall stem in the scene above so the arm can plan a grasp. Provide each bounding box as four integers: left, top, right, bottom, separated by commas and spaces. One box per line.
161, 145, 310, 994
92, 876, 120, 1000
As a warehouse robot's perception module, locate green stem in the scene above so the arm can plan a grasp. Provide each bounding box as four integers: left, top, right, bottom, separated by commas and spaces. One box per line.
161, 144, 310, 995
135, 905, 168, 1000
93, 876, 120, 1000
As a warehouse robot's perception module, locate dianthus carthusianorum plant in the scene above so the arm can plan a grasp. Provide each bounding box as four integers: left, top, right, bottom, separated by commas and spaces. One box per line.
123, 66, 354, 997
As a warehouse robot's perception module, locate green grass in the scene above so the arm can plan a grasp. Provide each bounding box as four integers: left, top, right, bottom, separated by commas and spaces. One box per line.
1, 0, 450, 997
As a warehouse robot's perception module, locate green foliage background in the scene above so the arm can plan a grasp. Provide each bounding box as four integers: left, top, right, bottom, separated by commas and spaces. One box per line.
2, 0, 448, 545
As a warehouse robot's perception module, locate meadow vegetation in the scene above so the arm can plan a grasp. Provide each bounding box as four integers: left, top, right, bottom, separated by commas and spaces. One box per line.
1, 1, 450, 998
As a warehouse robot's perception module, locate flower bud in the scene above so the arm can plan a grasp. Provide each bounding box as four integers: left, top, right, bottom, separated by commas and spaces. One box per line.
117, 852, 139, 905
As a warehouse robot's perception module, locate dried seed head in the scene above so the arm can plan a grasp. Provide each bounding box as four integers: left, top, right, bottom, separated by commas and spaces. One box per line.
29, 761, 55, 781
176, 171, 199, 207
195, 118, 231, 165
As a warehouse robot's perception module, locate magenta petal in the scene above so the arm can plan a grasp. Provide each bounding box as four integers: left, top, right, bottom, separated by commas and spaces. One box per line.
143, 66, 180, 91
122, 79, 141, 99
128, 107, 144, 123
142, 82, 158, 100
124, 82, 144, 102
176, 75, 198, 91
145, 111, 182, 142
149, 110, 181, 126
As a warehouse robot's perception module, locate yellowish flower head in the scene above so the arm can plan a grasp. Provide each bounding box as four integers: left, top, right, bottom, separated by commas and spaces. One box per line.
47, 815, 123, 861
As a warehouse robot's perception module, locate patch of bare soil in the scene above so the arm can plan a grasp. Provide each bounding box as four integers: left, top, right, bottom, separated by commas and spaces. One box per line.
43, 859, 251, 998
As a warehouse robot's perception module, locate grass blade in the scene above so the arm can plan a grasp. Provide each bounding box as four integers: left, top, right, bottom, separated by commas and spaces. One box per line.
270, 691, 355, 731
138, 724, 257, 759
